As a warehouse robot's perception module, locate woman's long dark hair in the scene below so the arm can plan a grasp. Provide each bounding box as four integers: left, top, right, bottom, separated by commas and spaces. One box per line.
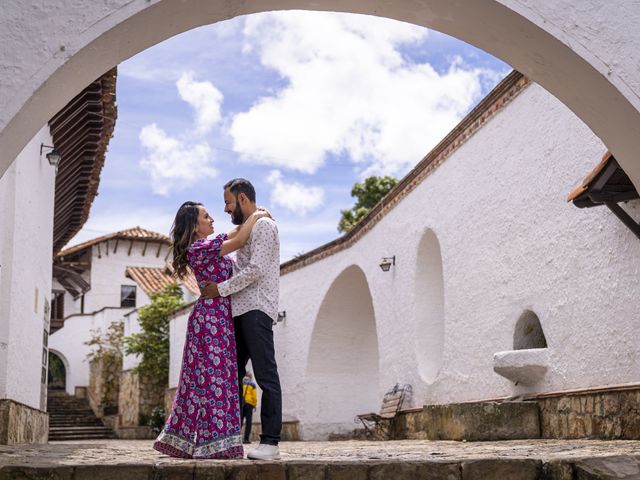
171, 201, 203, 279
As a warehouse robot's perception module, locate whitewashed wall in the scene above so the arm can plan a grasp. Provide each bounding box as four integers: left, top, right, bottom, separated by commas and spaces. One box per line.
169, 313, 188, 392
166, 83, 640, 440
49, 307, 130, 395
0, 126, 56, 410
122, 310, 142, 372
275, 83, 640, 438
72, 242, 165, 313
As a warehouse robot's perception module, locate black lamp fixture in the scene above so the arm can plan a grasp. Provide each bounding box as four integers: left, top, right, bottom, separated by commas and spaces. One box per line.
379, 256, 395, 272
40, 143, 61, 169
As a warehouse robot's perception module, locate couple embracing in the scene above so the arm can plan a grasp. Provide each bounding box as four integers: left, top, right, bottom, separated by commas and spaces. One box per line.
153, 178, 282, 461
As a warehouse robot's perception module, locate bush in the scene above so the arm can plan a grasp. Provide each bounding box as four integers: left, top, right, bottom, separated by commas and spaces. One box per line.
148, 406, 166, 435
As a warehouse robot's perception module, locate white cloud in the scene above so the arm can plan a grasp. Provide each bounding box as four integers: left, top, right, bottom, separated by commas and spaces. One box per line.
266, 170, 324, 214
139, 123, 217, 196
138, 72, 225, 195
176, 72, 224, 134
229, 11, 499, 176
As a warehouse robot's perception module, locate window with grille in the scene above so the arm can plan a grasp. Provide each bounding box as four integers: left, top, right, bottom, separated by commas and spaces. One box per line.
121, 285, 137, 308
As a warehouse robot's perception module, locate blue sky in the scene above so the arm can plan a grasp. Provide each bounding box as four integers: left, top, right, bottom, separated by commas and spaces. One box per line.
68, 11, 510, 260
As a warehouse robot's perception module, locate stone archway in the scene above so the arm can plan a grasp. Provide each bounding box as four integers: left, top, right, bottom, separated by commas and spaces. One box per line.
414, 229, 445, 383
304, 265, 379, 439
1, 1, 640, 189
47, 350, 68, 391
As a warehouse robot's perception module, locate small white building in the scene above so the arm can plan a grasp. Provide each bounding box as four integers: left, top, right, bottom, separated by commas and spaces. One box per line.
49, 227, 199, 397
0, 70, 117, 444
167, 71, 640, 440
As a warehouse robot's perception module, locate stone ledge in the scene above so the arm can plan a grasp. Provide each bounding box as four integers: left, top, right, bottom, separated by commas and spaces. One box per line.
0, 399, 48, 445
248, 421, 301, 442
393, 401, 540, 441
2, 440, 640, 479
3, 456, 640, 479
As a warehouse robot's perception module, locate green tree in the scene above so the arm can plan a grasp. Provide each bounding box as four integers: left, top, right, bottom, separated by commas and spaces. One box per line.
124, 283, 184, 386
338, 175, 398, 233
85, 321, 124, 407
85, 321, 124, 361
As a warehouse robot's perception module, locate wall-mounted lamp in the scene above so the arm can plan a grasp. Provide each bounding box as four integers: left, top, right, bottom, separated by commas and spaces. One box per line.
40, 143, 61, 170
273, 310, 286, 326
379, 256, 395, 272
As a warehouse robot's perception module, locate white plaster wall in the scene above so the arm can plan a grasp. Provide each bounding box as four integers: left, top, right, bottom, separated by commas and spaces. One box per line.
0, 126, 56, 409
122, 310, 143, 372
303, 265, 380, 438
414, 230, 445, 384
276, 83, 640, 438
49, 307, 128, 395
83, 242, 167, 312
169, 313, 189, 391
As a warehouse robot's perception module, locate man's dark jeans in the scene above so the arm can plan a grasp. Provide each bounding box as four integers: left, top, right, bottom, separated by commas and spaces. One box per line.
234, 310, 282, 445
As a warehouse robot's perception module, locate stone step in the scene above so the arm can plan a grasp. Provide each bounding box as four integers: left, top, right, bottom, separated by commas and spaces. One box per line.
49, 414, 98, 419
3, 442, 640, 480
48, 434, 116, 441
52, 425, 111, 432
50, 423, 105, 428
45, 391, 116, 439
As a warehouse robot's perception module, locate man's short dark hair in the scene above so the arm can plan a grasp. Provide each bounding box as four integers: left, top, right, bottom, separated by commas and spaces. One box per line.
224, 178, 256, 203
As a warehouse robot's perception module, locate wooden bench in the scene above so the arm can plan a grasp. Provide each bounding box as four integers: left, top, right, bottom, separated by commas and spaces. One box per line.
355, 383, 412, 440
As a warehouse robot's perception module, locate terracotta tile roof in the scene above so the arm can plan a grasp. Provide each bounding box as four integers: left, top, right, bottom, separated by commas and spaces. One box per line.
567, 151, 639, 209
567, 151, 613, 202
58, 226, 170, 257
51, 68, 118, 254
280, 70, 529, 275
125, 266, 199, 297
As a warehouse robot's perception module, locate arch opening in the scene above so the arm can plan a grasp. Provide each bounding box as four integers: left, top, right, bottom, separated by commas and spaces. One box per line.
414, 229, 445, 383
304, 265, 379, 439
2, 1, 640, 189
513, 310, 547, 350
47, 350, 67, 391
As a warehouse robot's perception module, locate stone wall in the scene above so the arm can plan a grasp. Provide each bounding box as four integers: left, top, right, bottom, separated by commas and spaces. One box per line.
88, 356, 120, 417
0, 399, 48, 444
118, 369, 164, 430
164, 387, 176, 418
537, 386, 640, 439
247, 421, 301, 442
390, 402, 540, 441
384, 386, 640, 441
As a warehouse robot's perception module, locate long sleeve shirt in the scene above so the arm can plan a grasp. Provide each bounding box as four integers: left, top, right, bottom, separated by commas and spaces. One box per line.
217, 217, 280, 321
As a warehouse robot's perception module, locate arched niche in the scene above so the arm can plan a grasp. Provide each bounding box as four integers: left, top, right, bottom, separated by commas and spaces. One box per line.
513, 310, 548, 350
414, 229, 445, 383
304, 265, 379, 438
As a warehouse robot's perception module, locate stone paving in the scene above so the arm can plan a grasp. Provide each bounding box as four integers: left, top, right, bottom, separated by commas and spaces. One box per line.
1, 439, 640, 479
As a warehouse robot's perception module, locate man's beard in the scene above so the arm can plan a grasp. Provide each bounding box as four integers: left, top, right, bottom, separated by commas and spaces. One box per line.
231, 203, 244, 225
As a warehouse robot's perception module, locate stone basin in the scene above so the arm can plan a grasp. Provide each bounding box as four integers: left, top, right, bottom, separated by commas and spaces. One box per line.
493, 348, 549, 386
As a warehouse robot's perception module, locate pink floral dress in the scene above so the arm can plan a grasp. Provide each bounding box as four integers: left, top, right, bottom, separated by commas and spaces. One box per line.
153, 234, 243, 459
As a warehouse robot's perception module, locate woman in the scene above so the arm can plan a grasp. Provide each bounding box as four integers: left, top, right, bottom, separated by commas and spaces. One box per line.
153, 201, 270, 459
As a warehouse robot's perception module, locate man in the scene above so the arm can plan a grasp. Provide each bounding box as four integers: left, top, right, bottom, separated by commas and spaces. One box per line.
200, 178, 282, 461
241, 372, 257, 444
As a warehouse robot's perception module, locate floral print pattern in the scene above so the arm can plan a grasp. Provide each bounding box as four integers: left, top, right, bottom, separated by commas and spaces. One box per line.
153, 234, 243, 459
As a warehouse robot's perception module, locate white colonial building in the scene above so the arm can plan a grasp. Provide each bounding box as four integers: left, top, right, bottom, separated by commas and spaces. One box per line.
168, 72, 640, 440
49, 227, 199, 398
